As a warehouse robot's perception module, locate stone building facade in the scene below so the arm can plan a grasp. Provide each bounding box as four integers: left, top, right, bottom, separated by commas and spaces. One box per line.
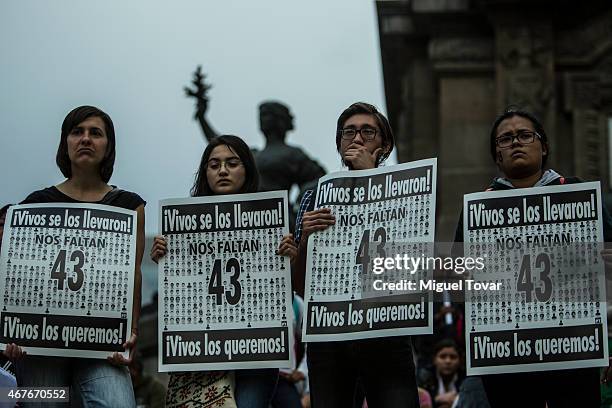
376, 0, 612, 240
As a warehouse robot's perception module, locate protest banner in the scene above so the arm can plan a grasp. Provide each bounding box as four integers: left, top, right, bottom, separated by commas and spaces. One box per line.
303, 159, 437, 341
464, 182, 609, 374
0, 203, 136, 358
158, 191, 294, 371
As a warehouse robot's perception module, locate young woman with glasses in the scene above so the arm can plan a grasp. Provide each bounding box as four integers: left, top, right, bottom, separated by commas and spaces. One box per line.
453, 107, 612, 408
151, 135, 297, 408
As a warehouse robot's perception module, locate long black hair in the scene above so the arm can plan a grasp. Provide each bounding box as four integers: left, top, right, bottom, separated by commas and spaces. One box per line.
191, 135, 259, 197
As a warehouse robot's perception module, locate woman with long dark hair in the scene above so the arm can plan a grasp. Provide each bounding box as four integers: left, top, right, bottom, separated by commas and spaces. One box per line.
151, 135, 297, 408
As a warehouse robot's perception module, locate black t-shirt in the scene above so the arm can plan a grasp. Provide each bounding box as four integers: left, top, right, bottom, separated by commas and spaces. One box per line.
21, 186, 146, 210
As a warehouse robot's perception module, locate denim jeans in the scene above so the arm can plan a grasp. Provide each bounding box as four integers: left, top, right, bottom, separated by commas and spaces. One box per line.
234, 368, 278, 408
15, 355, 135, 408
270, 376, 302, 408
307, 336, 419, 408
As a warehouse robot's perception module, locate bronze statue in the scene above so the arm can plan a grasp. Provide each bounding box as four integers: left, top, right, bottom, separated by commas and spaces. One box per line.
185, 65, 326, 197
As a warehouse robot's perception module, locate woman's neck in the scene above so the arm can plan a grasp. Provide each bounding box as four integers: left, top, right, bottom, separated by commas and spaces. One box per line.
507, 169, 543, 189
57, 171, 111, 201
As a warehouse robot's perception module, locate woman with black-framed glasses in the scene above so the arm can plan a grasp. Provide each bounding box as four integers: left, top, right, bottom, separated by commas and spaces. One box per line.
493, 130, 541, 149
453, 106, 612, 408
151, 135, 297, 408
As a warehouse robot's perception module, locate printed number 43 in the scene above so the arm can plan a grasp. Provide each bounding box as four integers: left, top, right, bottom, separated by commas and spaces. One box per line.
208, 258, 242, 305
517, 253, 552, 302
355, 227, 386, 274
51, 249, 85, 291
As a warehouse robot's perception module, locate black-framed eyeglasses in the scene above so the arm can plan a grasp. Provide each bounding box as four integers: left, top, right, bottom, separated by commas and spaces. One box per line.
495, 131, 540, 148
340, 127, 378, 141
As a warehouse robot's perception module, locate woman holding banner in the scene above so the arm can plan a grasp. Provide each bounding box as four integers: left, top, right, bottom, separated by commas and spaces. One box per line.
151, 134, 297, 408
4, 105, 145, 407
453, 106, 612, 408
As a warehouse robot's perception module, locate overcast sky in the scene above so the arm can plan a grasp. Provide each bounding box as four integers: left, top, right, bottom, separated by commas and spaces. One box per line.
0, 1, 389, 302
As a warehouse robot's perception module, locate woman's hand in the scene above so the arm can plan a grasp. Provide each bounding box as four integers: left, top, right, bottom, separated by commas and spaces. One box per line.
150, 235, 167, 264
279, 369, 305, 383
277, 234, 298, 262
3, 343, 25, 361
108, 331, 137, 366
288, 369, 305, 383
301, 394, 311, 408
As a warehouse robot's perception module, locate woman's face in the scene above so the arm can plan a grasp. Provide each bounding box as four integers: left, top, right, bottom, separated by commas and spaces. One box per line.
66, 116, 108, 173
206, 145, 246, 195
434, 346, 460, 377
494, 115, 546, 179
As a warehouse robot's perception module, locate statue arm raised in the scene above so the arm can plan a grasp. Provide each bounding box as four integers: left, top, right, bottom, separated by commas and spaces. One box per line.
184, 65, 219, 142
196, 112, 219, 143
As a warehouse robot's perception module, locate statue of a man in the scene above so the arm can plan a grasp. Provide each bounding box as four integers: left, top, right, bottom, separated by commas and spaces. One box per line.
185, 66, 326, 195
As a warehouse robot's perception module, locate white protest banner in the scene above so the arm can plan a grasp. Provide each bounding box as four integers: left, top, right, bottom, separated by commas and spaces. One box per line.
0, 203, 136, 359
303, 159, 437, 342
158, 191, 294, 372
464, 182, 608, 375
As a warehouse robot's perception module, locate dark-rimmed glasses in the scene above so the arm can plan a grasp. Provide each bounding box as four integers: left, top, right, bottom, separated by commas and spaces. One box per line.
340, 127, 378, 141
495, 131, 540, 148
